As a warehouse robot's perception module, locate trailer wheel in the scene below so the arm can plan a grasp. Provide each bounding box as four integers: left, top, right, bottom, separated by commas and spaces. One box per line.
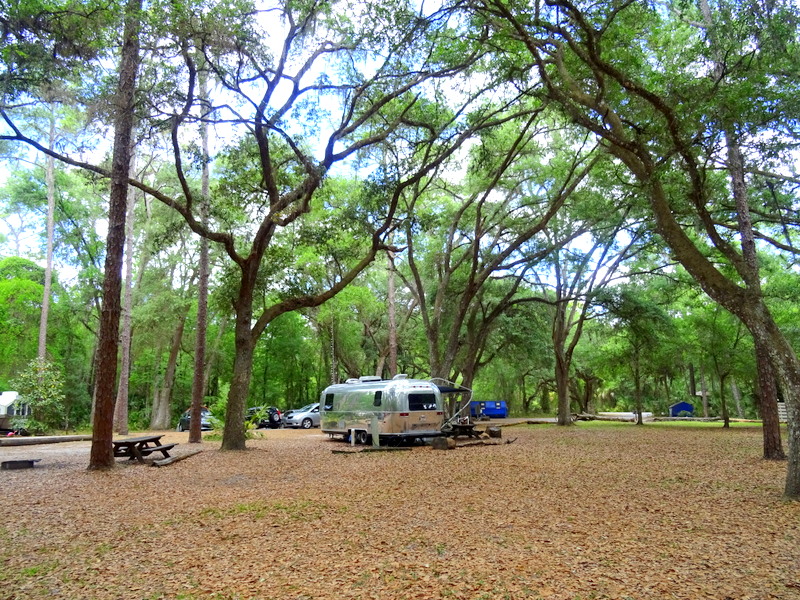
355, 430, 370, 445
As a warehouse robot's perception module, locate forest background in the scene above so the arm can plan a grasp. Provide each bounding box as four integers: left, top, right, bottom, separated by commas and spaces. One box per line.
1, 0, 800, 493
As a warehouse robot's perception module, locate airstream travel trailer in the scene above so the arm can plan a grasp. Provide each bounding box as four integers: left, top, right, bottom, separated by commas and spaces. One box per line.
320, 375, 446, 444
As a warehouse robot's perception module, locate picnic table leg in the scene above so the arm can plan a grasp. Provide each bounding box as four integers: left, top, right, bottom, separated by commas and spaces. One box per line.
131, 445, 145, 462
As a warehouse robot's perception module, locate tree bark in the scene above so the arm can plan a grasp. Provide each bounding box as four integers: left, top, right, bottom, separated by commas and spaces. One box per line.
719, 374, 730, 428
553, 288, 572, 425
150, 310, 187, 430
730, 378, 744, 419
190, 66, 210, 444
755, 337, 785, 459
633, 346, 644, 426
37, 110, 55, 361
88, 0, 140, 470
113, 185, 136, 435
700, 367, 710, 418
387, 250, 398, 378
222, 273, 257, 451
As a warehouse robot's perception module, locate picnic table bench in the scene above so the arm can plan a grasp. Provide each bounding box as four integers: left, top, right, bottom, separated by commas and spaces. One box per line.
112, 435, 177, 463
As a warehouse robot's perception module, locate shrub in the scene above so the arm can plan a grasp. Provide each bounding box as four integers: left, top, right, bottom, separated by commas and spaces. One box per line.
10, 358, 66, 434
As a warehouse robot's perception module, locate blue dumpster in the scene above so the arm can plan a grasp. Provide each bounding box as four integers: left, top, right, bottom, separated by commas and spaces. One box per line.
471, 401, 508, 418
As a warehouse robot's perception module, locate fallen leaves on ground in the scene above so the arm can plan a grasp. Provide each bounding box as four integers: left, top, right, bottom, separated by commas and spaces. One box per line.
0, 424, 798, 600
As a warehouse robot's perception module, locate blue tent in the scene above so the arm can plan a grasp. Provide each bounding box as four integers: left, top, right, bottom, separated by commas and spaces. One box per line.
669, 401, 694, 417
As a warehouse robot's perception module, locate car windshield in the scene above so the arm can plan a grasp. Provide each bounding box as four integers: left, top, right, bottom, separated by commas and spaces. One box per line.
296, 404, 315, 412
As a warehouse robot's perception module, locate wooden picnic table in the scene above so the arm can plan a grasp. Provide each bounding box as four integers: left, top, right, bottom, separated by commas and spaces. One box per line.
112, 435, 177, 463
447, 423, 482, 439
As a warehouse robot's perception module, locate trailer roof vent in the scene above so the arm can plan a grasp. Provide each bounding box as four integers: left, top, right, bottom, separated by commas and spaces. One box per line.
359, 375, 382, 382
392, 374, 408, 380
345, 378, 359, 384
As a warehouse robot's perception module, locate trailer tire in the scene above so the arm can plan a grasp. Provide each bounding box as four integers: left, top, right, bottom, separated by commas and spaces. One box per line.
355, 430, 369, 445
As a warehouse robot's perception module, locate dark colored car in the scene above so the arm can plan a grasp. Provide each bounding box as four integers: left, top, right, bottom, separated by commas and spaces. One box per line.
177, 408, 213, 431
247, 406, 282, 429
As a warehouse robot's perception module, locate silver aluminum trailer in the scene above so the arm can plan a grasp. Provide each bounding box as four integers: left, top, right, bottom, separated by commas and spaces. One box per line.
320, 375, 445, 445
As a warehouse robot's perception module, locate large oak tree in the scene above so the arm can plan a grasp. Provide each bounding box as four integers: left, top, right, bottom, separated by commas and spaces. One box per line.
468, 0, 800, 497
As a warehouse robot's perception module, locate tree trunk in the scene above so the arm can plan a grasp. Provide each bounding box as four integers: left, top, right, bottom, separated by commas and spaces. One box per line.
730, 378, 744, 419
521, 376, 529, 414
700, 367, 710, 418
387, 250, 398, 378
113, 186, 136, 435
749, 313, 800, 495
755, 336, 786, 459
553, 298, 573, 425
662, 376, 671, 413
190, 66, 211, 444
719, 374, 730, 428
375, 353, 387, 379
150, 312, 187, 430
89, 0, 141, 470
540, 383, 550, 414
221, 270, 257, 451
149, 344, 163, 424
633, 347, 644, 426
554, 351, 570, 425
37, 111, 56, 361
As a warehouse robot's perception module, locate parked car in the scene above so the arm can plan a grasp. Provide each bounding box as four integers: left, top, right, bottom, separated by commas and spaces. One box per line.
247, 406, 282, 429
177, 408, 213, 431
282, 403, 320, 429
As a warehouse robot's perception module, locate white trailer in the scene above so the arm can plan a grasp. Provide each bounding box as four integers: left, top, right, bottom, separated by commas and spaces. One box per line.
0, 391, 20, 431
320, 375, 445, 445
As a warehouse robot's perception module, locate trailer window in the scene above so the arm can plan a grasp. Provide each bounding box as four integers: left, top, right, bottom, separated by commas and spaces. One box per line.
324, 393, 335, 411
373, 391, 382, 407
408, 393, 437, 411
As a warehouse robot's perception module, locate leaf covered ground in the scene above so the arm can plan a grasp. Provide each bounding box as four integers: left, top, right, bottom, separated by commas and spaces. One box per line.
0, 423, 798, 600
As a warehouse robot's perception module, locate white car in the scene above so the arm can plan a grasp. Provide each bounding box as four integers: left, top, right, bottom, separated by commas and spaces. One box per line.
282, 403, 320, 429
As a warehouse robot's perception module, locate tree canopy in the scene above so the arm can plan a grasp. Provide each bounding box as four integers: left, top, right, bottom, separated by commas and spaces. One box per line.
1, 0, 800, 496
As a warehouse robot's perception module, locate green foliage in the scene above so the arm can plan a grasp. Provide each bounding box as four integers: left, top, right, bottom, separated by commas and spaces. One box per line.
251, 311, 319, 407
0, 257, 45, 284
0, 276, 43, 384
0, 0, 115, 98
10, 357, 66, 434
207, 383, 229, 423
